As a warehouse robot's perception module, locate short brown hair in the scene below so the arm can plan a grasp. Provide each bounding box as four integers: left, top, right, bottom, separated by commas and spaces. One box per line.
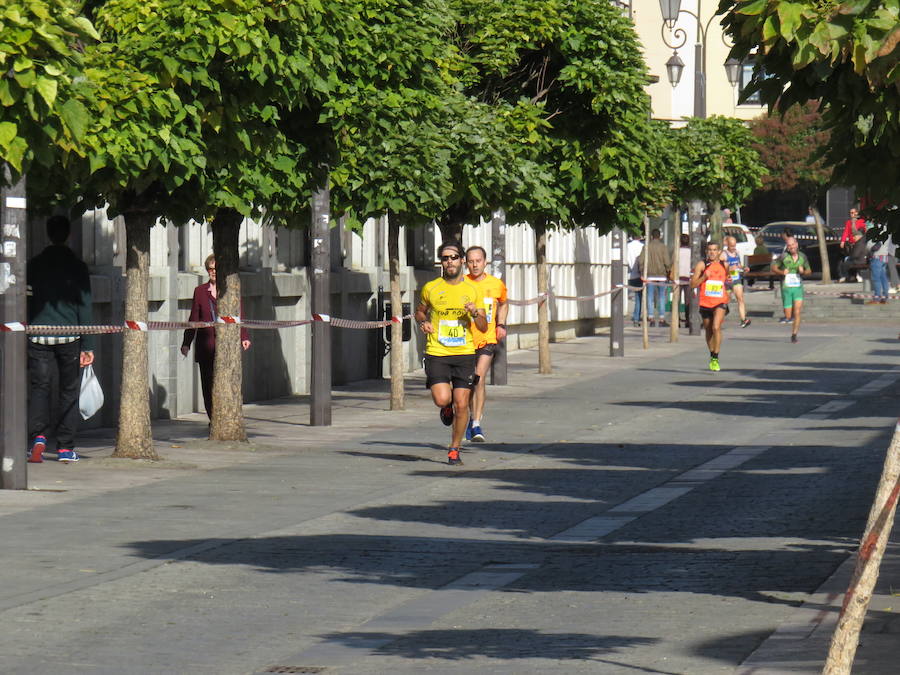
204, 254, 216, 271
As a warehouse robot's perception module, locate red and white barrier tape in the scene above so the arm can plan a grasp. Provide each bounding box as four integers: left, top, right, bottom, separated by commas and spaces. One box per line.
3, 314, 414, 335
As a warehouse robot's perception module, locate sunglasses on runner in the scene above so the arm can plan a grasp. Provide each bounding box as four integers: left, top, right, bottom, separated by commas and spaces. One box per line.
440, 254, 461, 262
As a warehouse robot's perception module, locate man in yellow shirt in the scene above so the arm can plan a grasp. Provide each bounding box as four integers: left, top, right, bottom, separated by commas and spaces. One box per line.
415, 241, 488, 465
464, 246, 508, 443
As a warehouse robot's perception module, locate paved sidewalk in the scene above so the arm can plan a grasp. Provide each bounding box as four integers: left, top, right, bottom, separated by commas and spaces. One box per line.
4, 316, 900, 673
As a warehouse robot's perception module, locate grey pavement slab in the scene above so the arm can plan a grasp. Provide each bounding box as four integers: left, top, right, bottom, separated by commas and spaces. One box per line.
1, 318, 899, 674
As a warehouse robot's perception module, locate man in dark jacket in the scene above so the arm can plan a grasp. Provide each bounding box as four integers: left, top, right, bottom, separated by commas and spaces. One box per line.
26, 216, 94, 463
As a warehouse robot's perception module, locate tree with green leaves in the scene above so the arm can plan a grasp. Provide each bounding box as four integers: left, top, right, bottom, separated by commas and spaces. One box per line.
0, 0, 98, 180
74, 0, 339, 453
718, 1, 900, 668
326, 0, 459, 411
720, 0, 900, 230
449, 0, 672, 373
671, 116, 766, 244
749, 101, 834, 280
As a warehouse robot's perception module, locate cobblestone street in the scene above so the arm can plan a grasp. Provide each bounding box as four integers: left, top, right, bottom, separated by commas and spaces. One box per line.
1, 319, 897, 674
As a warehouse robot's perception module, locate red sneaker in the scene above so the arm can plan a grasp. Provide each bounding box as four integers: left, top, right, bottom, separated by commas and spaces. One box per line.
28, 436, 46, 463
447, 448, 462, 465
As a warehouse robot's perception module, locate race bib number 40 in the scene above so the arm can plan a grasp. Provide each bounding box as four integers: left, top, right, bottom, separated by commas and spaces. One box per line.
705, 279, 725, 298
438, 319, 466, 347
785, 273, 801, 287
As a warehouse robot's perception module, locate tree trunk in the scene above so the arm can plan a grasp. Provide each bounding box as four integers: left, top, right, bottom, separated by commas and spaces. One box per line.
709, 200, 723, 245
824, 423, 900, 674
669, 208, 680, 343
113, 212, 157, 459
812, 206, 832, 283
535, 219, 551, 374
387, 212, 404, 410
210, 208, 247, 441
436, 214, 464, 245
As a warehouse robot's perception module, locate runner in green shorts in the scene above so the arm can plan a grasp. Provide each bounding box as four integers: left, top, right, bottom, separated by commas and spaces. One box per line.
771, 237, 810, 343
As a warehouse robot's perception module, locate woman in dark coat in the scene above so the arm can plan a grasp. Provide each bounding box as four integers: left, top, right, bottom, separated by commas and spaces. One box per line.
180, 254, 250, 418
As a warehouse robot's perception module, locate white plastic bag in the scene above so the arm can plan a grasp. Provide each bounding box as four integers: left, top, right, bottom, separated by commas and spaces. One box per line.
79, 365, 104, 420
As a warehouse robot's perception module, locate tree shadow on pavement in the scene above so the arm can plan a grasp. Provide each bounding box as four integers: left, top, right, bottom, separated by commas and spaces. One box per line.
312, 628, 671, 671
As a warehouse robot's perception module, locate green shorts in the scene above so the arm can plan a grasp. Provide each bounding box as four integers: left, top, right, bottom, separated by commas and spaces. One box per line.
781, 285, 804, 308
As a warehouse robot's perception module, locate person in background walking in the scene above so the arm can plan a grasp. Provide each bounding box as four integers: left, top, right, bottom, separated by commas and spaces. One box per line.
638, 228, 671, 327
677, 233, 692, 328
867, 236, 891, 305
626, 235, 644, 327
27, 215, 94, 463
181, 255, 251, 420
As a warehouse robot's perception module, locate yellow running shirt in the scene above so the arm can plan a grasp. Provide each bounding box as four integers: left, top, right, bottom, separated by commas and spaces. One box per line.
420, 277, 484, 356
466, 273, 508, 348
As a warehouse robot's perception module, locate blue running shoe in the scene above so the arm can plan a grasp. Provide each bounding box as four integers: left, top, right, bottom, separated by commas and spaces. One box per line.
58, 450, 80, 463
465, 419, 473, 441
470, 425, 485, 442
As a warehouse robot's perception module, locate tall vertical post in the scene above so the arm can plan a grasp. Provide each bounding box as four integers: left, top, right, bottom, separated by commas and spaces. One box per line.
1, 173, 28, 489
689, 201, 703, 335
693, 41, 706, 119
490, 209, 507, 385
310, 181, 331, 426
609, 227, 624, 357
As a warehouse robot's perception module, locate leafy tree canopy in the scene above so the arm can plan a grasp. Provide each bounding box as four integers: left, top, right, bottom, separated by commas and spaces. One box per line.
0, 0, 99, 180
720, 0, 900, 227
78, 0, 341, 222
749, 101, 832, 197
450, 0, 670, 231
671, 115, 767, 209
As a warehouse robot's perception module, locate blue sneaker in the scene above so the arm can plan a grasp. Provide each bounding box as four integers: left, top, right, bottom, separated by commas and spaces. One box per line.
465, 420, 473, 441
470, 425, 485, 442
58, 450, 80, 463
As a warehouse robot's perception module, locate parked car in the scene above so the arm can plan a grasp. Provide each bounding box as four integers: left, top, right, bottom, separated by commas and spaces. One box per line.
757, 221, 843, 278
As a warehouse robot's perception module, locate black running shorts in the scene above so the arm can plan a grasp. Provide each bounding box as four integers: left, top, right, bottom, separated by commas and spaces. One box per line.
475, 343, 497, 358
699, 303, 729, 320
424, 354, 476, 389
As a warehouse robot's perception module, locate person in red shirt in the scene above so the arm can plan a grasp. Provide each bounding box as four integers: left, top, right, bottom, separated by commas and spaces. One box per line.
840, 207, 866, 247
180, 255, 251, 420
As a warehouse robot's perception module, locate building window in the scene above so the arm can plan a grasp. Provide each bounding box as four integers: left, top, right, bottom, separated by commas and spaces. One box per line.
738, 60, 761, 105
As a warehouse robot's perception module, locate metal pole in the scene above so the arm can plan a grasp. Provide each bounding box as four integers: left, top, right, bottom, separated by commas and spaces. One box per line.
309, 181, 331, 426
689, 203, 703, 335
490, 209, 508, 385
1, 172, 27, 489
693, 40, 705, 119
609, 227, 625, 357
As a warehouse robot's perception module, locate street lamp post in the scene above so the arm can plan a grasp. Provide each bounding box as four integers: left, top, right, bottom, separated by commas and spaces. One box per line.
659, 0, 738, 119
659, 0, 741, 336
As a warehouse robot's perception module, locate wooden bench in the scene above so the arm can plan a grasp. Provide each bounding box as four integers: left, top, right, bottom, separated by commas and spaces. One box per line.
743, 253, 778, 286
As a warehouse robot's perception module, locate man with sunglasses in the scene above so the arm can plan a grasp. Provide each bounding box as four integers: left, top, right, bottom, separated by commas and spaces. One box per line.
415, 241, 488, 465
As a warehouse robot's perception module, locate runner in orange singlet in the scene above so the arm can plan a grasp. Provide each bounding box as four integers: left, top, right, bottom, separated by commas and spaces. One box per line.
691, 241, 730, 371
